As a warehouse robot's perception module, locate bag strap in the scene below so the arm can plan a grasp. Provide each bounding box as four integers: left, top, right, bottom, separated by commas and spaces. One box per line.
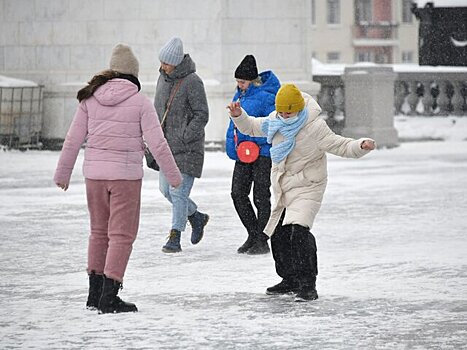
233, 96, 241, 148
234, 126, 239, 148
160, 79, 184, 127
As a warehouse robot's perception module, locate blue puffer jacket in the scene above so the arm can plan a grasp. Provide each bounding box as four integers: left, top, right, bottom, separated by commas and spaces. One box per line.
225, 70, 280, 161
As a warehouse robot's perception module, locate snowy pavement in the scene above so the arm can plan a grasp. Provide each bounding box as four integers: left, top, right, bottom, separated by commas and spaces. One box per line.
1, 140, 467, 349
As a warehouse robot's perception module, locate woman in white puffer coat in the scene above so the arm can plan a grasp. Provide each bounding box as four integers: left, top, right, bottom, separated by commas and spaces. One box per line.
227, 84, 376, 302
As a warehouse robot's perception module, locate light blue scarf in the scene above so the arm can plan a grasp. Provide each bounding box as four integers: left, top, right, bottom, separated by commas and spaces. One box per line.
261, 108, 309, 163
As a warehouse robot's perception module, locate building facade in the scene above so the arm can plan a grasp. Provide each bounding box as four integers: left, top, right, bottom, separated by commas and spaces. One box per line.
310, 0, 418, 64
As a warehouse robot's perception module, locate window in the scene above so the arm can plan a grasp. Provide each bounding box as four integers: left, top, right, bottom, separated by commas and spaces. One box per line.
402, 51, 413, 63
375, 53, 389, 64
311, 0, 316, 25
402, 0, 413, 23
355, 51, 372, 62
355, 0, 372, 23
327, 52, 341, 63
327, 0, 340, 24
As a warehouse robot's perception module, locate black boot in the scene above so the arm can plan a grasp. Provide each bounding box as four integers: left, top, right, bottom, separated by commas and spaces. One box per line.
295, 287, 318, 302
86, 271, 104, 310
295, 278, 318, 302
237, 234, 255, 254
246, 233, 270, 255
266, 279, 299, 295
98, 276, 138, 314
188, 211, 209, 245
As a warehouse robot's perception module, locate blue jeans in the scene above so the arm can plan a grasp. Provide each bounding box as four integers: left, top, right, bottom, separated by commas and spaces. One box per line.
159, 172, 197, 232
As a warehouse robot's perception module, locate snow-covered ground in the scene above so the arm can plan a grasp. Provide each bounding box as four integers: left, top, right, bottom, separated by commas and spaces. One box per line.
1, 118, 466, 349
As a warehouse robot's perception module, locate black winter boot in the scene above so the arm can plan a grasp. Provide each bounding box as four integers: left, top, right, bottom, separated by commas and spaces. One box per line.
188, 211, 209, 245
97, 276, 138, 314
237, 234, 255, 254
86, 271, 104, 310
295, 286, 318, 302
246, 233, 270, 255
295, 278, 318, 302
266, 279, 299, 295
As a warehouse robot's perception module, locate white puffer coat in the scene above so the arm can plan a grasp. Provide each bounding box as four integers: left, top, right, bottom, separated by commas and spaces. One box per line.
231, 92, 373, 236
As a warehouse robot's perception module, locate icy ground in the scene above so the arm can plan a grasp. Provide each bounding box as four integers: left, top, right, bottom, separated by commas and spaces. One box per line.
1, 123, 467, 349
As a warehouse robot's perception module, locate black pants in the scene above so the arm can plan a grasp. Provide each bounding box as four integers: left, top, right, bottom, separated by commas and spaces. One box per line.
271, 212, 318, 287
231, 156, 271, 237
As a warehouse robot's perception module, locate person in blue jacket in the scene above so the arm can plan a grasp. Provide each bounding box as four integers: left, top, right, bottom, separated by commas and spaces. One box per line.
225, 55, 280, 254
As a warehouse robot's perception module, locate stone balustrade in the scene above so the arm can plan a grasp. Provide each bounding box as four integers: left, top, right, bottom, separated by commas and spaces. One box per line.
313, 63, 467, 134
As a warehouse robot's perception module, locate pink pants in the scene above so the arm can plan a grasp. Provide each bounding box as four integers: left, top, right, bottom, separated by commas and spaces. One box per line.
85, 179, 142, 282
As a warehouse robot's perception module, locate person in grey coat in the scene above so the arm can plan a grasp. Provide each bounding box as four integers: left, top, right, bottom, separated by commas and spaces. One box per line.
154, 37, 210, 253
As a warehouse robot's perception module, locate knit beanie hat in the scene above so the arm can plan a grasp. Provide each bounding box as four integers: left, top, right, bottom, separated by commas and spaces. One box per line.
159, 37, 184, 66
109, 43, 139, 78
275, 84, 305, 113
234, 55, 258, 81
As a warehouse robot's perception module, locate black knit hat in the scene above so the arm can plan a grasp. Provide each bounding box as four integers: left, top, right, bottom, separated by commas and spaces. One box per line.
234, 55, 258, 81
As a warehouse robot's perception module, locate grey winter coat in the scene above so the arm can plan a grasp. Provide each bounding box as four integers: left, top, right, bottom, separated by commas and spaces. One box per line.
154, 54, 209, 178
231, 93, 373, 236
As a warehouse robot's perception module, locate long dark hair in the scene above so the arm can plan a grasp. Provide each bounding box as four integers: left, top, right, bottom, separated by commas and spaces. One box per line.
77, 70, 121, 102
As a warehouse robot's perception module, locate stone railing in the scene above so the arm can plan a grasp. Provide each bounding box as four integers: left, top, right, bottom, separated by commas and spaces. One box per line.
312, 75, 346, 134
312, 62, 467, 133
395, 71, 467, 116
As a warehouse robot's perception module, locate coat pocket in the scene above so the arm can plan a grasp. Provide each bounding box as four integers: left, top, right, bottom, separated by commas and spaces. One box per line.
301, 156, 327, 184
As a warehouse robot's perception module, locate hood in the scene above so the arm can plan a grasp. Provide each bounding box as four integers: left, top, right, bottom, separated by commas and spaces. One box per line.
236, 70, 281, 98
303, 92, 322, 121
93, 79, 138, 106
258, 70, 281, 95
159, 54, 196, 81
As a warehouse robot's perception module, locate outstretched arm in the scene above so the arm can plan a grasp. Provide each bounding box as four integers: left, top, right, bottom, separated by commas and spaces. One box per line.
226, 101, 268, 137
314, 118, 375, 158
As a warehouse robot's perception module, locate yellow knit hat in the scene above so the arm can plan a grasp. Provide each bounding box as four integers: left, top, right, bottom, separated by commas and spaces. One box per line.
275, 84, 305, 113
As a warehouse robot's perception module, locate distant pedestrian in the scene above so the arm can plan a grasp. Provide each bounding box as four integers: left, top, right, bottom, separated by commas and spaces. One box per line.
227, 84, 376, 301
54, 43, 182, 313
225, 55, 280, 255
153, 37, 210, 253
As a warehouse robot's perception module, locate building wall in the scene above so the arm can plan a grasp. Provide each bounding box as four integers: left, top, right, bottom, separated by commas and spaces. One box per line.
0, 0, 318, 143
0, 0, 224, 85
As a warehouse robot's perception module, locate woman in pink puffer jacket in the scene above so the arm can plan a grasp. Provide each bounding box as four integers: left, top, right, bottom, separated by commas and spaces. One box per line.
54, 44, 182, 314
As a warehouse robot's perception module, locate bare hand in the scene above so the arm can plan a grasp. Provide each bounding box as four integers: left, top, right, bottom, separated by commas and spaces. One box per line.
56, 182, 69, 191
361, 139, 376, 150
226, 101, 242, 117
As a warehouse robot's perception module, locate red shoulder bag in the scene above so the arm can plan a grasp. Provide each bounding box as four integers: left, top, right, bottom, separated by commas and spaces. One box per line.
234, 126, 260, 163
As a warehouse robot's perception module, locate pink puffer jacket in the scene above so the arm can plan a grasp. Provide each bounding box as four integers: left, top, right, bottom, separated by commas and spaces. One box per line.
54, 79, 182, 187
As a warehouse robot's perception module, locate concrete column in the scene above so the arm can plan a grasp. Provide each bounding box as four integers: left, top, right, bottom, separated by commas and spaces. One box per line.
342, 65, 399, 148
